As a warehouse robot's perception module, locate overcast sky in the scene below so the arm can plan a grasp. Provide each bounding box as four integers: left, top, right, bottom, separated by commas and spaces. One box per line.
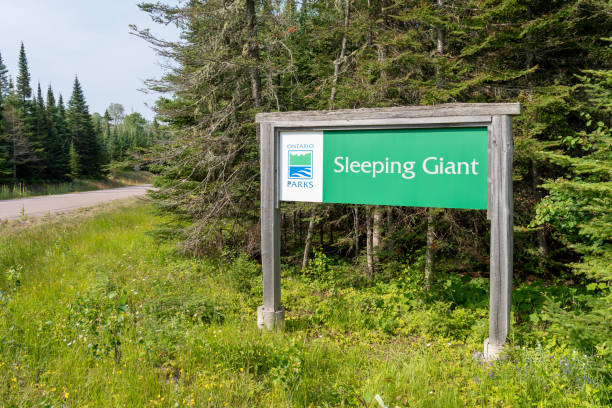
0, 0, 179, 120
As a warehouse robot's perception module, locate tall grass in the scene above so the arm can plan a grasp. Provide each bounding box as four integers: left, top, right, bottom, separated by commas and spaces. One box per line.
0, 202, 608, 407
0, 171, 152, 200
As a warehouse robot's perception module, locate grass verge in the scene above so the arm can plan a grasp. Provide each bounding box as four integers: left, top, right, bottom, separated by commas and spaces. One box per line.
0, 202, 608, 407
0, 171, 152, 200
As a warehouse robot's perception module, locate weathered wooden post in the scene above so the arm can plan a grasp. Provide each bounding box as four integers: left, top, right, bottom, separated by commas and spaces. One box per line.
484, 115, 514, 359
257, 122, 285, 330
256, 104, 520, 357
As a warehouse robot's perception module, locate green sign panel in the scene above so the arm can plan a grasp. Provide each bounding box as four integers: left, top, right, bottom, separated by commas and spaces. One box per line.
279, 127, 488, 209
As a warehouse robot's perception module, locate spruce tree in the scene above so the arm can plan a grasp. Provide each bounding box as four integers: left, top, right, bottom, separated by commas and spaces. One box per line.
68, 142, 80, 178
16, 42, 31, 104
56, 94, 70, 176
33, 84, 49, 177
56, 94, 66, 136
0, 51, 9, 105
66, 76, 102, 177
1, 87, 36, 180
0, 52, 10, 178
45, 86, 69, 179
10, 43, 39, 180
535, 71, 611, 363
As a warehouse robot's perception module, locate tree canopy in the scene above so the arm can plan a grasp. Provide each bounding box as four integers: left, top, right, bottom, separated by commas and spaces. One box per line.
135, 0, 611, 361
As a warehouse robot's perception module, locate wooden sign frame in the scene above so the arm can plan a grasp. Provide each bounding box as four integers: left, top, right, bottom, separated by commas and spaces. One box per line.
255, 103, 521, 359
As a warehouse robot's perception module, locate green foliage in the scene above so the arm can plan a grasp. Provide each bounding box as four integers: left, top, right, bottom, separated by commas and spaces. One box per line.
100, 107, 159, 164
0, 51, 9, 104
529, 45, 612, 364
68, 142, 80, 178
0, 203, 609, 406
227, 252, 261, 294
0, 172, 152, 200
15, 42, 31, 103
66, 76, 103, 176
0, 43, 161, 185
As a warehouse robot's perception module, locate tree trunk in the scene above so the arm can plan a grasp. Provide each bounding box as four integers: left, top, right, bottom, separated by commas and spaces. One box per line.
297, 208, 302, 243
11, 131, 16, 180
353, 206, 359, 256
424, 209, 435, 290
436, 0, 444, 55
372, 205, 383, 266
366, 208, 373, 279
302, 208, 316, 269
319, 220, 324, 248
245, 0, 262, 107
435, 0, 445, 89
292, 209, 297, 248
329, 0, 351, 108
386, 207, 393, 235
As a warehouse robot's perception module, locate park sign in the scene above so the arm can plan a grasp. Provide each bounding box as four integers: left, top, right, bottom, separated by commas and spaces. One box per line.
280, 127, 488, 209
256, 103, 521, 360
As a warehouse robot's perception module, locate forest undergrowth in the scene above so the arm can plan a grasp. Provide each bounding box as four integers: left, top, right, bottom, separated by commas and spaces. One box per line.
0, 202, 609, 407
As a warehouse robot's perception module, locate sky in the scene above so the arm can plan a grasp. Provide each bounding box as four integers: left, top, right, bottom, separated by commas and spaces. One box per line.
0, 0, 180, 120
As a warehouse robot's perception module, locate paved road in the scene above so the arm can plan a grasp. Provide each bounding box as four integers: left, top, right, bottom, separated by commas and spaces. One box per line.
0, 185, 152, 221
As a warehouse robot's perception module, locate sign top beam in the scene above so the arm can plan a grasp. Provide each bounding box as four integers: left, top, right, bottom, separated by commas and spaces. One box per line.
256, 103, 521, 123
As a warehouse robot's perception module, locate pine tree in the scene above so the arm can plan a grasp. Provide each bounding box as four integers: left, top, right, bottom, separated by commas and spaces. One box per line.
0, 52, 10, 179
0, 51, 9, 105
56, 94, 70, 177
31, 83, 49, 178
68, 142, 80, 178
533, 57, 612, 362
56, 94, 67, 137
66, 77, 102, 177
45, 86, 69, 179
16, 42, 31, 104
1, 87, 36, 180
133, 0, 275, 252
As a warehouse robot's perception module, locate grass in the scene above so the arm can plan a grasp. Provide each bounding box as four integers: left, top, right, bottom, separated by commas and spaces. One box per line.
0, 202, 608, 407
0, 171, 152, 200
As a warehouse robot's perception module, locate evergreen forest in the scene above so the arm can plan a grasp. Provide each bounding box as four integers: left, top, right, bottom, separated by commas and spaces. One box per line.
135, 0, 611, 369
0, 1, 611, 406
0, 43, 160, 184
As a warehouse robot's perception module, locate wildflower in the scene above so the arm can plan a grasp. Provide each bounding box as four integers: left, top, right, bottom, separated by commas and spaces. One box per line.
474, 377, 479, 383
64, 392, 69, 399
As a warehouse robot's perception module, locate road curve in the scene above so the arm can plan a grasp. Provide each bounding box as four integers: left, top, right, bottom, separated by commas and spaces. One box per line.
0, 185, 152, 221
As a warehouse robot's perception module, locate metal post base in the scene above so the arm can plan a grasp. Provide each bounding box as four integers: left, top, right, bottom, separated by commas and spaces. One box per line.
257, 306, 285, 330
483, 338, 505, 361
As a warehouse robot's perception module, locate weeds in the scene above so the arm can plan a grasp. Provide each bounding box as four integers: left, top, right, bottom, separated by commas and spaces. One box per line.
0, 203, 608, 407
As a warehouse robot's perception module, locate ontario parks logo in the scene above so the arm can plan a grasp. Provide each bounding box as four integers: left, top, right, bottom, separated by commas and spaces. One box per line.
288, 150, 313, 179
